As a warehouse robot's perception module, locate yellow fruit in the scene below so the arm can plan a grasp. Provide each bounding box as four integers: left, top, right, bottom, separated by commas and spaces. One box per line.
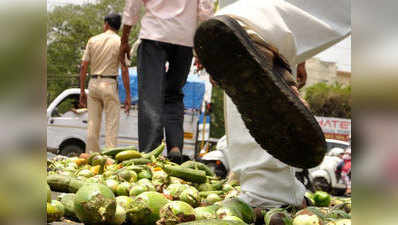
90, 165, 101, 175
74, 158, 88, 167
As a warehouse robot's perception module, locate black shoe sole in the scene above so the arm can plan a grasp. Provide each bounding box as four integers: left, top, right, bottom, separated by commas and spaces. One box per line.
168, 151, 182, 164
194, 16, 326, 169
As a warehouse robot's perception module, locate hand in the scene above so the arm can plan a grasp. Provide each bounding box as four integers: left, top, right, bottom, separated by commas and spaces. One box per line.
209, 75, 218, 87
119, 41, 131, 66
79, 92, 87, 108
124, 95, 131, 115
296, 62, 307, 89
290, 85, 310, 109
194, 57, 204, 72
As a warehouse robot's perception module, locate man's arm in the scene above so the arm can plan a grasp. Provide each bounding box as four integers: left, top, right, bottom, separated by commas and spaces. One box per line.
120, 0, 143, 65
120, 25, 132, 66
79, 61, 89, 108
121, 64, 131, 114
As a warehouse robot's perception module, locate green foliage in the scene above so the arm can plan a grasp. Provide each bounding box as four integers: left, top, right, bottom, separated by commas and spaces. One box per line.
57, 95, 80, 116
304, 82, 351, 118
209, 86, 225, 138
47, 0, 142, 104
48, 1, 123, 75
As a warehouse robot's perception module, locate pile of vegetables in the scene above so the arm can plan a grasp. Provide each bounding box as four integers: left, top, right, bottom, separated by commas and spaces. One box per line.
47, 143, 351, 225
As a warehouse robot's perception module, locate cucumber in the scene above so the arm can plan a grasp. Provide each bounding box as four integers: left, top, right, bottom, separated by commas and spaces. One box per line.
194, 205, 219, 220
205, 193, 223, 205
121, 158, 152, 166
163, 165, 207, 184
87, 152, 100, 165
199, 191, 224, 198
126, 191, 170, 225
181, 161, 216, 177
47, 175, 84, 193
47, 184, 51, 203
68, 178, 85, 193
264, 208, 292, 225
122, 165, 149, 174
179, 219, 247, 225
198, 183, 216, 192
74, 183, 116, 224
58, 193, 77, 220
180, 186, 201, 207
210, 179, 227, 190
47, 174, 71, 193
91, 155, 107, 174
115, 150, 142, 161
216, 198, 255, 224
138, 169, 152, 180
157, 201, 196, 224
47, 200, 65, 223
142, 143, 165, 159
101, 145, 138, 157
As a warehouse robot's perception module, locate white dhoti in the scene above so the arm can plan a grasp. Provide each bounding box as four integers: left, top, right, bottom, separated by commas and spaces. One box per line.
217, 0, 351, 66
217, 0, 351, 207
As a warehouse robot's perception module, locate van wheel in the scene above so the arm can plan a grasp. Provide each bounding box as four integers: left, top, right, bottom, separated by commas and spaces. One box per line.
333, 188, 347, 196
313, 177, 331, 193
59, 144, 84, 157
296, 170, 315, 192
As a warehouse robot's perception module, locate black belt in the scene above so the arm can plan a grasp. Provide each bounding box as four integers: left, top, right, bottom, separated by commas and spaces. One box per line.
91, 75, 117, 80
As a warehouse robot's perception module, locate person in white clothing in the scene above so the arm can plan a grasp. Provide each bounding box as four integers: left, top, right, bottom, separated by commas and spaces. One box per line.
194, 0, 351, 221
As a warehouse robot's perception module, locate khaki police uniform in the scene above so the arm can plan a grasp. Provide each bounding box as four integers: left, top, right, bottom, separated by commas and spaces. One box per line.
82, 30, 121, 153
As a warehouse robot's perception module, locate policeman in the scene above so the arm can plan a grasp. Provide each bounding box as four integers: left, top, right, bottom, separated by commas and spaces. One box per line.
79, 13, 131, 153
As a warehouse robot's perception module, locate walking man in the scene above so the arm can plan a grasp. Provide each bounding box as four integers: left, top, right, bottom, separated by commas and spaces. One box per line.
80, 13, 131, 153
194, 0, 351, 218
119, 0, 214, 162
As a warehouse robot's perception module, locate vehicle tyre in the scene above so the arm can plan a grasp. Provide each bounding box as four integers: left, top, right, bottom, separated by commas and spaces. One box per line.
333, 188, 347, 196
313, 177, 331, 193
296, 170, 315, 192
59, 144, 84, 157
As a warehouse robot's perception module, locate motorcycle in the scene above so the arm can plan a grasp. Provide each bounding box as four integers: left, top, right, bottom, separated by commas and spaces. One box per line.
199, 136, 314, 191
199, 136, 229, 178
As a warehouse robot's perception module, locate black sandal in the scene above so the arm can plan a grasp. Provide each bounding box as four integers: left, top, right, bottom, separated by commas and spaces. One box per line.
167, 149, 182, 164
194, 15, 326, 169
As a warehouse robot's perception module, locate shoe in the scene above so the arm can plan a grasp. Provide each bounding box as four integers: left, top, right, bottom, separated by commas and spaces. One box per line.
167, 148, 182, 164
194, 15, 326, 169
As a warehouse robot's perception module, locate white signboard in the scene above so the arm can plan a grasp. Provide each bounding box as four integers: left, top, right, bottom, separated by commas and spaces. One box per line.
315, 116, 351, 141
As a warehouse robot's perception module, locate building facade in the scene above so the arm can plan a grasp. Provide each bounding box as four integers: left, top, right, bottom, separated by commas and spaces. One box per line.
304, 57, 351, 89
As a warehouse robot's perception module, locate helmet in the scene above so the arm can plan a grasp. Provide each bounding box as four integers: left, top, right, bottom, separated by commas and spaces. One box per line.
329, 147, 345, 157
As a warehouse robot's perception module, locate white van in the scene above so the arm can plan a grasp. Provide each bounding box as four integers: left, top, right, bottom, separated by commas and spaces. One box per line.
47, 88, 200, 158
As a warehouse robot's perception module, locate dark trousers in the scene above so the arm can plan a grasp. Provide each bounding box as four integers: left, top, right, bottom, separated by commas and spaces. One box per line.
137, 39, 193, 153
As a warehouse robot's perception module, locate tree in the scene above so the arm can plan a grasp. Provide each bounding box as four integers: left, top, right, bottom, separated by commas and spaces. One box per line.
209, 86, 225, 138
47, 0, 141, 104
304, 82, 351, 118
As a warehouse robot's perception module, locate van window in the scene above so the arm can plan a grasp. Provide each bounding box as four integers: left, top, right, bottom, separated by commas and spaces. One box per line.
326, 142, 349, 152
52, 94, 83, 117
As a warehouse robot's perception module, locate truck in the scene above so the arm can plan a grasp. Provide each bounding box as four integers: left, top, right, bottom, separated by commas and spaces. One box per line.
47, 67, 206, 159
